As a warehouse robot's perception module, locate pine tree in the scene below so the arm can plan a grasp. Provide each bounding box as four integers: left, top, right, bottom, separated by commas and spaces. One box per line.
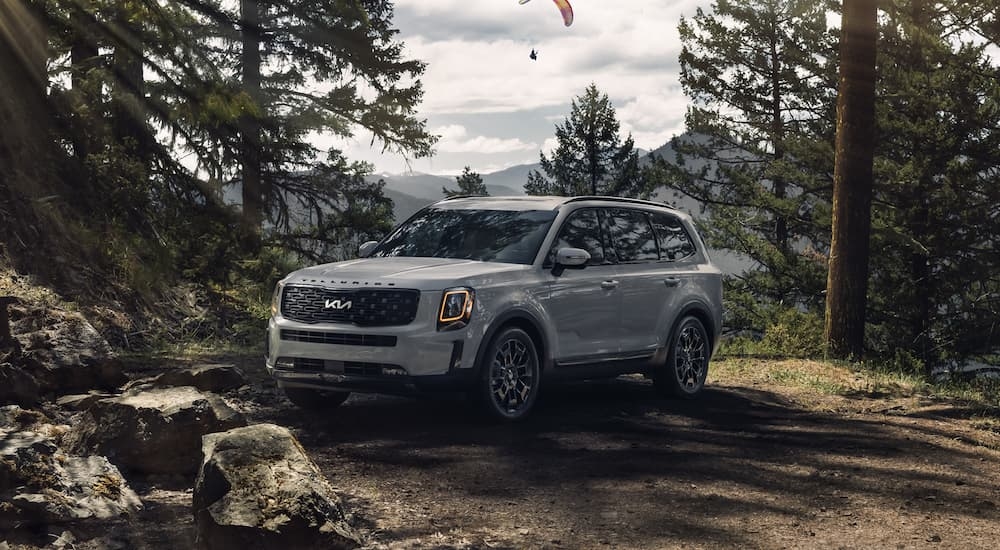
525, 84, 645, 198
443, 167, 488, 197
229, 0, 437, 255
649, 0, 838, 326
865, 0, 1000, 366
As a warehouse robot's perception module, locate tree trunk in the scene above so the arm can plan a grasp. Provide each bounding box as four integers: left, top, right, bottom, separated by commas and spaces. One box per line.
240, 0, 264, 251
71, 4, 99, 163
111, 5, 145, 154
824, 0, 878, 360
0, 0, 50, 186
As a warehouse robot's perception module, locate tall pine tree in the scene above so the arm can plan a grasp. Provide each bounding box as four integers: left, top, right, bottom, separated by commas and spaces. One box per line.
525, 84, 645, 198
866, 0, 1000, 366
649, 0, 838, 327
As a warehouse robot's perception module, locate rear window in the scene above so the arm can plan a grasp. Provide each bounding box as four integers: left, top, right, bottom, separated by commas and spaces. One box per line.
649, 212, 696, 261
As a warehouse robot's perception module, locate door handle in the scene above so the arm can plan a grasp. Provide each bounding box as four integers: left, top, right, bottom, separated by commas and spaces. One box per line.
601, 280, 619, 290
664, 277, 680, 287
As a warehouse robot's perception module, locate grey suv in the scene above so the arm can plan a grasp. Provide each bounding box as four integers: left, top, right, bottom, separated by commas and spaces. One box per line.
266, 196, 723, 420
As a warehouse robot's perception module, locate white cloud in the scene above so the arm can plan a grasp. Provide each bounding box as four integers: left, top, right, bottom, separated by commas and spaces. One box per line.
334, 0, 707, 174
617, 93, 690, 150
433, 125, 538, 154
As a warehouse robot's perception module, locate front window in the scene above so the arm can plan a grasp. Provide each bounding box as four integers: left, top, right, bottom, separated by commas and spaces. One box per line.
545, 208, 609, 266
369, 208, 557, 265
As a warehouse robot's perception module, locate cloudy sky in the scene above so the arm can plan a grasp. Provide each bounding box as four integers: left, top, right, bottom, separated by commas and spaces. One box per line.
328, 0, 706, 176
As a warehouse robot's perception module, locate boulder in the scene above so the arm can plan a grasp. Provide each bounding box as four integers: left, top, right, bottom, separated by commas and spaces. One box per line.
0, 361, 40, 407
125, 364, 248, 394
11, 308, 126, 396
193, 423, 360, 550
0, 409, 141, 529
55, 391, 117, 411
65, 386, 246, 475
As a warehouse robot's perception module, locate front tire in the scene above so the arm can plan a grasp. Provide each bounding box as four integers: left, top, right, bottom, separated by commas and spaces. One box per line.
283, 387, 351, 410
475, 327, 541, 421
655, 316, 710, 398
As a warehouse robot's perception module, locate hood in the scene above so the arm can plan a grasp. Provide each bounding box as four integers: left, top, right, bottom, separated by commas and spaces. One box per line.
284, 257, 531, 291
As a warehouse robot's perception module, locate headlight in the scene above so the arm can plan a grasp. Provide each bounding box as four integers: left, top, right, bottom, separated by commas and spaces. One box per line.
270, 280, 285, 317
437, 287, 474, 330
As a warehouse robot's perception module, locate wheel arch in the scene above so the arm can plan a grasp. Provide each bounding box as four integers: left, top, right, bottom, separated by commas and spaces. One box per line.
668, 301, 718, 357
474, 310, 551, 374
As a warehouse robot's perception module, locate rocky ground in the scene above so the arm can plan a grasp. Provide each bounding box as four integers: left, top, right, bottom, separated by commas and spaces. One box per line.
10, 352, 1000, 550
3, 304, 1000, 550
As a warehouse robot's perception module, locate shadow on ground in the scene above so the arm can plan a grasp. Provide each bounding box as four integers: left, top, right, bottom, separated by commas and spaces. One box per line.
245, 373, 1000, 549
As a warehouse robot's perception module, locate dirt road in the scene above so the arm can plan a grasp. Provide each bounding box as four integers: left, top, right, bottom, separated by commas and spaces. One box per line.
250, 373, 1000, 549
19, 358, 998, 550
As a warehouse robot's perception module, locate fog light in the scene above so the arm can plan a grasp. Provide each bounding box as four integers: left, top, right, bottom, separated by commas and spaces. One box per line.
382, 366, 408, 377
275, 357, 295, 369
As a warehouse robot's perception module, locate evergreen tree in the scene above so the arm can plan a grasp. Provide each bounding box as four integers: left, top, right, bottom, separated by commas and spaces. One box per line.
443, 167, 488, 197
525, 83, 645, 198
647, 0, 837, 327
865, 0, 1000, 366
230, 0, 436, 254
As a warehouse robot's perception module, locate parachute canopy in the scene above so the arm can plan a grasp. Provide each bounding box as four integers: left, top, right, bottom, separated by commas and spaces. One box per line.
519, 0, 573, 27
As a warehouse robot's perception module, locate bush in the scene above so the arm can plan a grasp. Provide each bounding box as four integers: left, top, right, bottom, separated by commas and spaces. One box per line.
720, 307, 825, 359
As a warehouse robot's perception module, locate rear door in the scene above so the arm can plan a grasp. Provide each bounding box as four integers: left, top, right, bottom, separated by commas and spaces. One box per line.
608, 208, 702, 353
606, 207, 665, 354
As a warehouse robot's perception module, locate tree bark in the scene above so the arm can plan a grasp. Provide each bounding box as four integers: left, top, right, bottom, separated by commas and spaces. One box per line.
240, 0, 264, 251
111, 4, 145, 154
0, 0, 50, 186
824, 0, 878, 360
71, 3, 99, 163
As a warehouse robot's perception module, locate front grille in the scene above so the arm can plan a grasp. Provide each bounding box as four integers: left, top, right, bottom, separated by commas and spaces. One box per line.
281, 285, 420, 326
280, 329, 397, 347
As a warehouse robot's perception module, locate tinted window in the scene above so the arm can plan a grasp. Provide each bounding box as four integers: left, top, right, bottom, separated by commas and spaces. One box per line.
650, 212, 696, 261
547, 209, 606, 266
370, 208, 557, 264
608, 208, 659, 262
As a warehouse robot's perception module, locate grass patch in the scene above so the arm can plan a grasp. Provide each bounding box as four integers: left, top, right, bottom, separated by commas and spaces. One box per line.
710, 357, 999, 418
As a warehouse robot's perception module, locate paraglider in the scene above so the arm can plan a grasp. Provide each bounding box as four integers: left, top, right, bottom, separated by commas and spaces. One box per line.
529, 49, 538, 60
518, 0, 573, 27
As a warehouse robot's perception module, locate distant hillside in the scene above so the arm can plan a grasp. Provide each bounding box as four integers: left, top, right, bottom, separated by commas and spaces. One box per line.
383, 188, 435, 224
481, 164, 538, 194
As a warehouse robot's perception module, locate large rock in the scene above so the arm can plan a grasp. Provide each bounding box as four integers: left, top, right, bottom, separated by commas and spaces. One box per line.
0, 361, 40, 407
193, 423, 360, 550
125, 364, 248, 394
0, 407, 141, 529
10, 307, 126, 396
65, 386, 246, 475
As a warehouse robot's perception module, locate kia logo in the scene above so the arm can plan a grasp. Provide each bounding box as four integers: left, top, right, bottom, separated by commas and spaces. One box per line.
324, 299, 352, 310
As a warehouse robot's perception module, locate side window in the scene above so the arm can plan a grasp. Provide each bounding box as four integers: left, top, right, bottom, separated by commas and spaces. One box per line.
608, 208, 658, 262
650, 212, 696, 261
547, 209, 606, 266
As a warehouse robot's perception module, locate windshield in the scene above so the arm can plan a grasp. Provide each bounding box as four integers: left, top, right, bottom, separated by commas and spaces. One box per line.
369, 208, 557, 265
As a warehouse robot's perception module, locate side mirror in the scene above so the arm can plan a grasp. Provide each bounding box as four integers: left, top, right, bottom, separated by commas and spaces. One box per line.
358, 240, 379, 257
553, 247, 590, 275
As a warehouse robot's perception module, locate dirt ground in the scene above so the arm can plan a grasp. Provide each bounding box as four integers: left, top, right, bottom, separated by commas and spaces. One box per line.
9, 354, 1000, 550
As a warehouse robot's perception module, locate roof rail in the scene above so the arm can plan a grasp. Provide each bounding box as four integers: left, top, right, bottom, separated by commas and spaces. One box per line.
439, 194, 495, 201
562, 196, 677, 210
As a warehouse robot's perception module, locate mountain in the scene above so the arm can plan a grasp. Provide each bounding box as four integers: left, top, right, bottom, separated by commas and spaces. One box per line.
481, 164, 538, 193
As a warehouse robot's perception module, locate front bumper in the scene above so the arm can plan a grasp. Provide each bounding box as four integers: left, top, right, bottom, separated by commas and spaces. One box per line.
265, 311, 482, 394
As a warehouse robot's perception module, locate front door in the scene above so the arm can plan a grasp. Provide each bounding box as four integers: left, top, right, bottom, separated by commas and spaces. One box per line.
539, 208, 621, 362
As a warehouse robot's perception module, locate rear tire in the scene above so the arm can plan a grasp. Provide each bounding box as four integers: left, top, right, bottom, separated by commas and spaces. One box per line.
283, 387, 351, 410
655, 316, 710, 398
475, 327, 541, 421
